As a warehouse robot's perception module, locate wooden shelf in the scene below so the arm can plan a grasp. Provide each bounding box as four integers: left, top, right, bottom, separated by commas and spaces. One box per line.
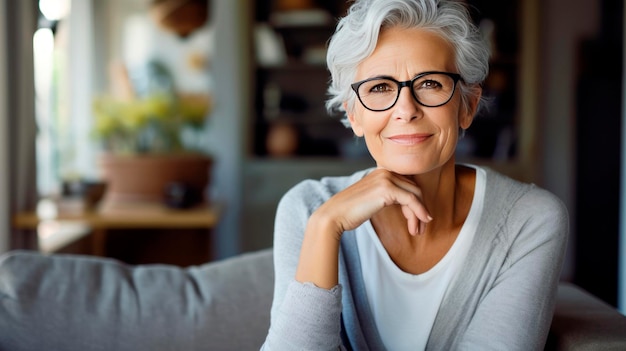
13, 201, 221, 230
13, 201, 222, 264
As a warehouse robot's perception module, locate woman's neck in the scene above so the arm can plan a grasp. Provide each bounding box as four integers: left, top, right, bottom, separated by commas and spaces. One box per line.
370, 160, 477, 274
374, 160, 476, 239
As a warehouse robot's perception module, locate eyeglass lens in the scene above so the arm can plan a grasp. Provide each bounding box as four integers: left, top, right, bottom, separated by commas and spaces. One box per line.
356, 73, 457, 111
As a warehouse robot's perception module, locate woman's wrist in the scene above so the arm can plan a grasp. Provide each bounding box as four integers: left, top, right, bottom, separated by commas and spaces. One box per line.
295, 211, 343, 289
307, 209, 344, 242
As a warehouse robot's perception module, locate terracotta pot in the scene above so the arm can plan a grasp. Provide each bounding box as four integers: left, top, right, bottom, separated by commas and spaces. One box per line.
99, 153, 212, 205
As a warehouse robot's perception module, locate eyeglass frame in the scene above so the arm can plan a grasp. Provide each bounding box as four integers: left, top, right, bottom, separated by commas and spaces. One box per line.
350, 71, 463, 112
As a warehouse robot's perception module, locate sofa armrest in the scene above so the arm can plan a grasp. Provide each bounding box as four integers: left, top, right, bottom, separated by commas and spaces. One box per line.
546, 282, 626, 350
0, 248, 274, 351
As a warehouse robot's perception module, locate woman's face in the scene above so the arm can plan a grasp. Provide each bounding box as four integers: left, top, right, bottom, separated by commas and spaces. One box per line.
347, 27, 478, 175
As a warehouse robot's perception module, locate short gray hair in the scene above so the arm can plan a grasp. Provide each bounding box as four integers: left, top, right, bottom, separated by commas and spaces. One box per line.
326, 0, 490, 126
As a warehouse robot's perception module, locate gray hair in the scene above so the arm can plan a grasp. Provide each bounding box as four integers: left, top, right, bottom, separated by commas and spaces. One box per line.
326, 0, 490, 126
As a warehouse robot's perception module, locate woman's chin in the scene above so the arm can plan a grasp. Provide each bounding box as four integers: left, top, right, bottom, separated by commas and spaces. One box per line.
377, 163, 436, 176
376, 155, 454, 176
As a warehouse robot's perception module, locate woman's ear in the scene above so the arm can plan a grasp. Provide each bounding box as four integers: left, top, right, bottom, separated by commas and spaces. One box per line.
344, 102, 364, 137
460, 85, 482, 130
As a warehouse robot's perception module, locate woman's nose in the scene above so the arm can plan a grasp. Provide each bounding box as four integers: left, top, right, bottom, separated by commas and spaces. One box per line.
393, 87, 421, 121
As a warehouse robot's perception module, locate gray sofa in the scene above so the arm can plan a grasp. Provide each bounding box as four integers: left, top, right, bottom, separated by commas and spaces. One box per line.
0, 248, 625, 351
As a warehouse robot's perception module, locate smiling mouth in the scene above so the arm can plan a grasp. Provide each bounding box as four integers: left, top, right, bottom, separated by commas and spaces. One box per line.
388, 133, 432, 145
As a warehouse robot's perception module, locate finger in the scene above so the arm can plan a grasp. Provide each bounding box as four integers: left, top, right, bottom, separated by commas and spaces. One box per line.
419, 220, 427, 236
401, 205, 419, 235
394, 190, 432, 224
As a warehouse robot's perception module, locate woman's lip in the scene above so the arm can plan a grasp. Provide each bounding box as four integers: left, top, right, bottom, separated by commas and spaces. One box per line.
387, 133, 432, 145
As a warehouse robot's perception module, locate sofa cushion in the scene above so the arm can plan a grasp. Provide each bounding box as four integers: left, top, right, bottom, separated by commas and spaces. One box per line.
546, 282, 626, 350
0, 248, 274, 351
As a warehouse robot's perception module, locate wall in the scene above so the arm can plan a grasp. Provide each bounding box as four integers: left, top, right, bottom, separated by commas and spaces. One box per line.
540, 0, 600, 282
618, 1, 626, 314
206, 0, 252, 258
1, 0, 38, 252
541, 0, 626, 307
576, 0, 622, 307
0, 0, 9, 254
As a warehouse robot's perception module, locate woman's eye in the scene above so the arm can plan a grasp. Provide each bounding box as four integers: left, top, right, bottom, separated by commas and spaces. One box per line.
370, 83, 392, 93
419, 80, 443, 89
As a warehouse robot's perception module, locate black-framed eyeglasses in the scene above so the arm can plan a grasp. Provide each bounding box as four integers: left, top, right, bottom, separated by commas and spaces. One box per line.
350, 71, 463, 112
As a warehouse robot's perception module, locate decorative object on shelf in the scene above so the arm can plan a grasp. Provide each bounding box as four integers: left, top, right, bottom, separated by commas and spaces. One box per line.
254, 23, 288, 67
37, 179, 109, 216
149, 0, 210, 38
271, 0, 332, 26
266, 122, 299, 157
270, 9, 332, 27
164, 181, 201, 209
61, 178, 108, 211
274, 0, 314, 11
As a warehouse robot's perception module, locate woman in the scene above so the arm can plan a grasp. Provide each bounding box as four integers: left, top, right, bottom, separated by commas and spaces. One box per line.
262, 0, 568, 350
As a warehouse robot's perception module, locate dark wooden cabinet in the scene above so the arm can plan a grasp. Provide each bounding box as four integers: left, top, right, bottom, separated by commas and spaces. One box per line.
252, 2, 354, 158
250, 0, 538, 180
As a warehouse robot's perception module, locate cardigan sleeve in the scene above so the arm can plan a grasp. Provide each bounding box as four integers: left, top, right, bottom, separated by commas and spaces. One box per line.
458, 186, 569, 351
261, 180, 345, 351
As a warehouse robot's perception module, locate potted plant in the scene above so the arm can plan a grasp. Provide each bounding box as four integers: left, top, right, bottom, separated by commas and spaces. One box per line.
92, 92, 213, 207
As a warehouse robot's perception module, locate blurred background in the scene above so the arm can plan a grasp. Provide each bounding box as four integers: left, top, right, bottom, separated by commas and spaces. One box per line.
0, 0, 624, 313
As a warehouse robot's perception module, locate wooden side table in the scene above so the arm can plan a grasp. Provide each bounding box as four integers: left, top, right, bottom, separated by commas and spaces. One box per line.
13, 201, 221, 264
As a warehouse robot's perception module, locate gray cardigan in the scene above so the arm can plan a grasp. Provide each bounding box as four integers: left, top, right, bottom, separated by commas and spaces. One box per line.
263, 166, 569, 350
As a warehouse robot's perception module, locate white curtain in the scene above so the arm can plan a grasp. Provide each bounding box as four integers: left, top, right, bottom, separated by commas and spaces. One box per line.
0, 0, 39, 253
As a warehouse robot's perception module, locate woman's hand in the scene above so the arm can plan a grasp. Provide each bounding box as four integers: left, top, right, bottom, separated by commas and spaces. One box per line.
317, 168, 432, 237
295, 169, 432, 289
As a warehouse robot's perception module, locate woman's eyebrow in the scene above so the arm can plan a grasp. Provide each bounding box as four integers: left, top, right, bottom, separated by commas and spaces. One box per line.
363, 71, 434, 81
363, 74, 397, 81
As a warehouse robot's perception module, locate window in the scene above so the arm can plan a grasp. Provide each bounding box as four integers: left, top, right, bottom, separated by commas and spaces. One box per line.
34, 0, 101, 196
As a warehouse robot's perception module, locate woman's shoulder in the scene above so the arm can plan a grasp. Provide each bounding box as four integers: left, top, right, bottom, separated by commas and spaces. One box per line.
478, 166, 569, 240
279, 168, 373, 207
480, 166, 567, 215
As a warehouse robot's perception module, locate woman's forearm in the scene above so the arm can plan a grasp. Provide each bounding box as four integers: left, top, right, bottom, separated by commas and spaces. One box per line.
295, 211, 342, 289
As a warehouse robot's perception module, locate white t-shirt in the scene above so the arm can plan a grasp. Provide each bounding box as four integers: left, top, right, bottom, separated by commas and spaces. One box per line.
355, 167, 486, 350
